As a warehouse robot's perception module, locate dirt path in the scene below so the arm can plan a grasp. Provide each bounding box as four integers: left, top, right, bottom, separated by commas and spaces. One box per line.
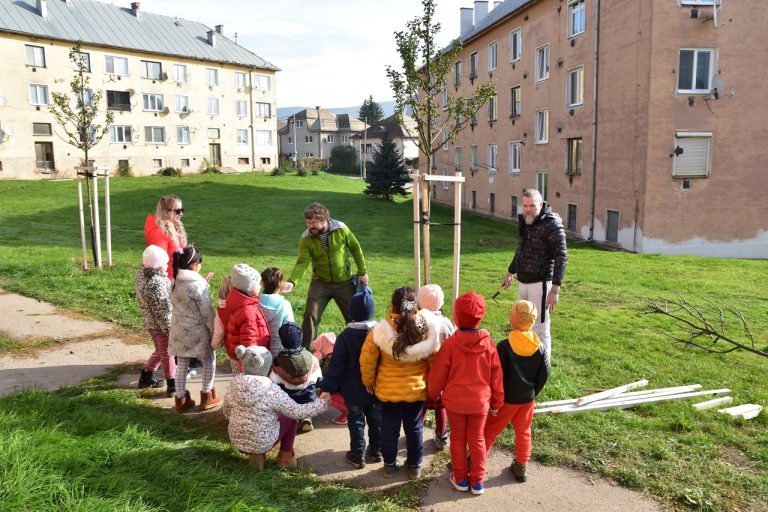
0, 289, 665, 511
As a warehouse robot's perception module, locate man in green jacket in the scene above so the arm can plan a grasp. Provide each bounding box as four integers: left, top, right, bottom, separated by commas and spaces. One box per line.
283, 203, 369, 348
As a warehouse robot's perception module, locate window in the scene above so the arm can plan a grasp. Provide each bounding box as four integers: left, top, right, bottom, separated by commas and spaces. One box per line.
181, 158, 190, 167
488, 144, 498, 171
305, 135, 313, 143
261, 157, 271, 165
177, 127, 190, 144
442, 88, 449, 110
567, 137, 583, 175
207, 98, 219, 116
73, 52, 90, 72
470, 52, 478, 79
327, 135, 335, 143
535, 109, 549, 143
143, 93, 164, 111
672, 132, 712, 178
454, 61, 462, 86
153, 159, 163, 168
235, 72, 247, 89
488, 41, 498, 71
253, 74, 270, 91
471, 191, 477, 209
175, 95, 189, 113
511, 195, 519, 217
510, 86, 522, 117
567, 67, 584, 107
296, 120, 304, 127
105, 56, 128, 76
236, 129, 248, 145
509, 28, 522, 62
207, 128, 220, 139
144, 126, 165, 144
25, 45, 46, 67
256, 130, 272, 145
567, 204, 577, 232
35, 142, 54, 170
33, 123, 52, 136
470, 145, 478, 171
288, 136, 293, 144
206, 68, 219, 86
235, 100, 247, 117
490, 193, 496, 214
341, 135, 348, 143
109, 125, 132, 143
442, 169, 450, 190
239, 157, 250, 165
488, 94, 498, 121
79, 89, 94, 107
568, 0, 586, 38
606, 210, 619, 242
442, 129, 449, 150
255, 102, 271, 117
118, 159, 129, 171
107, 90, 131, 110
28, 84, 49, 106
678, 48, 714, 93
535, 44, 550, 82
173, 64, 188, 83
509, 141, 521, 172
536, 172, 549, 201
680, 0, 718, 4
79, 125, 96, 144
454, 146, 463, 170
140, 60, 162, 79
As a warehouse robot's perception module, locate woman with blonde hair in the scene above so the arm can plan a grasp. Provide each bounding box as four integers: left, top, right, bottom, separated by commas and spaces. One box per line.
144, 194, 188, 279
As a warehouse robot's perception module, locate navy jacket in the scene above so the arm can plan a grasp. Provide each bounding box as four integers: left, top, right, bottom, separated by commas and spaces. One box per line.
322, 321, 377, 407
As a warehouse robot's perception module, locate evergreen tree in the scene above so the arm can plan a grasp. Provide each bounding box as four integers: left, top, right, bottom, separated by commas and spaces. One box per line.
364, 133, 410, 200
358, 94, 385, 125
329, 145, 359, 175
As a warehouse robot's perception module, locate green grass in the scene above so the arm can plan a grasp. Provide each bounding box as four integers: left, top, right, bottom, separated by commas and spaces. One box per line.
0, 172, 766, 511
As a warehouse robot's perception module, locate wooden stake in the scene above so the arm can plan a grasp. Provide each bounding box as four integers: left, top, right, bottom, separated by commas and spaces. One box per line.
76, 175, 88, 271
102, 167, 112, 267
452, 172, 462, 303
412, 174, 421, 288
718, 404, 763, 420
537, 384, 702, 410
692, 396, 733, 411
538, 388, 731, 415
576, 379, 649, 406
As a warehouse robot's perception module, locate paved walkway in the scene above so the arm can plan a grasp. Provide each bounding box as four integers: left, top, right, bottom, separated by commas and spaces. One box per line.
0, 289, 664, 511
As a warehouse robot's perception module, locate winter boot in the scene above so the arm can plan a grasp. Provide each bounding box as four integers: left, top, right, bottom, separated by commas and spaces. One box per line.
199, 388, 222, 410
166, 378, 176, 397
510, 461, 528, 482
249, 453, 266, 470
174, 390, 196, 413
276, 450, 297, 470
138, 369, 164, 389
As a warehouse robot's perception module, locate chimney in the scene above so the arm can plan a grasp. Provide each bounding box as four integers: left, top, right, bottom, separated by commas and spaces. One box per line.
493, 1, 502, 9
474, 1, 489, 24
207, 30, 217, 47
36, 0, 47, 18
215, 25, 224, 35
460, 7, 473, 34
130, 2, 140, 17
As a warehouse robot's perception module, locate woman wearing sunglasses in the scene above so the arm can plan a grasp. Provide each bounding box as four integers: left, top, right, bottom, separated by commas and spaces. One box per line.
144, 195, 187, 280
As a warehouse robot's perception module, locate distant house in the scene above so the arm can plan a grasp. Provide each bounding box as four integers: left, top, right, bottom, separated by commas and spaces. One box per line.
278, 108, 367, 164
352, 114, 419, 168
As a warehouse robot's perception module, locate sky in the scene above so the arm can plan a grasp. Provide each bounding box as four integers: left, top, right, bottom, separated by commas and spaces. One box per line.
128, 0, 471, 113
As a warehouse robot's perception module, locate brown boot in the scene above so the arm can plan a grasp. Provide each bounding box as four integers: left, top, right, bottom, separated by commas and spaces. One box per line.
199, 387, 222, 410
276, 450, 297, 470
174, 390, 196, 413
248, 453, 266, 470
510, 461, 528, 482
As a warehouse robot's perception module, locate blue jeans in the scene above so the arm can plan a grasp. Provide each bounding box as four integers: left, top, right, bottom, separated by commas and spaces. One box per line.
381, 401, 425, 467
347, 402, 383, 458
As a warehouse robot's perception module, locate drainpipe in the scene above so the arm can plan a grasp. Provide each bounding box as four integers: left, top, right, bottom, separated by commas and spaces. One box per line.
588, 0, 601, 241
249, 68, 256, 170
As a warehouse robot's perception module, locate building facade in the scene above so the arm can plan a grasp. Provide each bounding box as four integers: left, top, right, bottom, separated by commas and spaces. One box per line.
278, 108, 367, 164
353, 114, 419, 168
432, 0, 767, 258
0, 0, 279, 179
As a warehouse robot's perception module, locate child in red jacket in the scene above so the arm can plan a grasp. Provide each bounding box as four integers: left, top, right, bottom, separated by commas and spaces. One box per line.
427, 291, 504, 496
224, 264, 271, 374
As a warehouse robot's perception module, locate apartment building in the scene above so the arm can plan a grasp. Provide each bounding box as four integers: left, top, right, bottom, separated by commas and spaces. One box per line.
433, 0, 766, 258
0, 0, 279, 178
278, 108, 367, 164
353, 114, 419, 167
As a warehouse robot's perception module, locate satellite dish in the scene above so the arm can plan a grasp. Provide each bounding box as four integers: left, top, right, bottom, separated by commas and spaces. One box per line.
4, 124, 14, 136
0, 96, 7, 107
194, 122, 201, 130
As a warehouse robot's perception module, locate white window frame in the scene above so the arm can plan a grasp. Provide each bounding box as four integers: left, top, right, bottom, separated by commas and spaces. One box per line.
509, 28, 522, 62
255, 102, 271, 118
207, 128, 220, 139
73, 52, 90, 72
341, 135, 349, 143
442, 88, 449, 110
25, 45, 46, 67
510, 85, 522, 117
679, 0, 719, 5
470, 145, 478, 171
442, 169, 450, 190
535, 44, 550, 82
175, 95, 189, 113
488, 94, 498, 121
536, 171, 549, 202
442, 128, 449, 150
509, 141, 521, 173
256, 130, 273, 145
470, 52, 478, 79
568, 0, 586, 38
235, 72, 247, 89
236, 129, 248, 145
567, 66, 584, 107
105, 55, 128, 77
488, 40, 498, 71
109, 125, 132, 144
454, 146, 463, 170
173, 64, 188, 83
140, 60, 162, 80
672, 131, 712, 178
144, 126, 166, 144
305, 135, 313, 143
677, 48, 715, 94
207, 97, 220, 116
567, 137, 583, 175
206, 68, 219, 86
454, 61, 462, 86
28, 84, 49, 106
253, 74, 270, 91
326, 134, 335, 143
235, 100, 248, 118
535, 109, 549, 144
142, 93, 164, 112
488, 144, 498, 172
177, 126, 190, 145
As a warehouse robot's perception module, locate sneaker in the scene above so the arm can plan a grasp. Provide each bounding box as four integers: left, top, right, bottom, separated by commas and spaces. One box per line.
332, 416, 348, 425
298, 418, 313, 433
345, 451, 365, 469
433, 434, 448, 450
510, 461, 528, 482
186, 369, 197, 380
138, 369, 164, 389
383, 461, 400, 478
450, 475, 469, 492
406, 464, 422, 479
365, 449, 383, 464
471, 482, 485, 495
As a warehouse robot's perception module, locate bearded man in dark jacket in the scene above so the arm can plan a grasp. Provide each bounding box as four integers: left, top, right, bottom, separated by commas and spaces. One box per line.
500, 189, 567, 357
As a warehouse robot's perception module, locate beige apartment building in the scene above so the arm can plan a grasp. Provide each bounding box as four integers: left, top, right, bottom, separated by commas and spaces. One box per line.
278, 108, 367, 165
433, 0, 767, 258
0, 0, 279, 179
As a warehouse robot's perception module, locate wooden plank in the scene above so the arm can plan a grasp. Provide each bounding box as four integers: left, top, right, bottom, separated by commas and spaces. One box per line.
408, 173, 466, 183
718, 404, 763, 420
692, 396, 733, 411
536, 388, 731, 415
537, 385, 702, 409
575, 379, 649, 406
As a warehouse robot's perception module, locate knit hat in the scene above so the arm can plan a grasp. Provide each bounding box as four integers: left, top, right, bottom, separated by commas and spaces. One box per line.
453, 291, 486, 329
417, 284, 444, 312
349, 289, 375, 322
311, 332, 337, 357
278, 322, 313, 377
236, 345, 272, 377
143, 245, 169, 269
229, 263, 260, 294
509, 300, 537, 332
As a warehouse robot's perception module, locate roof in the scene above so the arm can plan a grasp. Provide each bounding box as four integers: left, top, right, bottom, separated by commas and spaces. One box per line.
0, 0, 279, 70
278, 108, 368, 134
351, 114, 417, 140
457, 0, 536, 46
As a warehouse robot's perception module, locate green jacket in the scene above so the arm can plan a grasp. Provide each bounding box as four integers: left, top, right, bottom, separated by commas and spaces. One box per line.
288, 219, 367, 284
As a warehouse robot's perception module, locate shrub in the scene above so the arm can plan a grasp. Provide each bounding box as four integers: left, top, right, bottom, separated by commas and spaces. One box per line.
201, 158, 221, 174
328, 146, 359, 175
271, 167, 286, 176
157, 166, 182, 177
297, 168, 307, 177
115, 162, 134, 177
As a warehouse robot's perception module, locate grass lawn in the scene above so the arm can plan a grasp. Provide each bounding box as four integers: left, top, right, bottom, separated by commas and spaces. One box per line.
0, 172, 766, 511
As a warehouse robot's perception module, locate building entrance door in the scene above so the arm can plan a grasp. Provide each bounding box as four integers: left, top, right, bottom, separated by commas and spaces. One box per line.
35, 142, 55, 171
209, 143, 221, 166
